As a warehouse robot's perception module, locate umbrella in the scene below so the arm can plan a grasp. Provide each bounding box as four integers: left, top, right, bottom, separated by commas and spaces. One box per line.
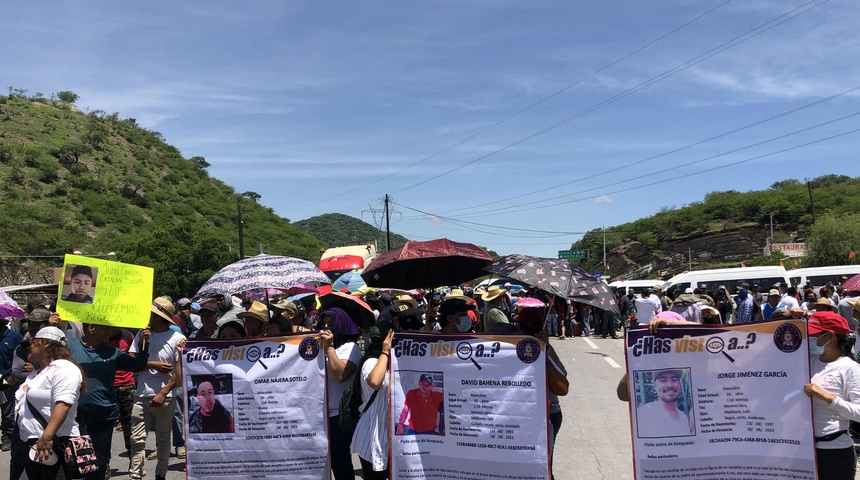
332, 269, 367, 293
514, 297, 545, 308
485, 254, 619, 315
361, 238, 493, 289
195, 254, 331, 298
288, 283, 319, 296
0, 304, 25, 320
841, 274, 860, 292
245, 288, 288, 300
319, 292, 375, 328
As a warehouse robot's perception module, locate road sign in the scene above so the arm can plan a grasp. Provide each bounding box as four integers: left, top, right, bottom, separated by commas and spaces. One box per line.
558, 249, 588, 260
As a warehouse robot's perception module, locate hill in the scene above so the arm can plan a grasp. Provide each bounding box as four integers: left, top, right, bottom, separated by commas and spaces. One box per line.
572, 175, 860, 279
294, 213, 410, 251
0, 91, 324, 296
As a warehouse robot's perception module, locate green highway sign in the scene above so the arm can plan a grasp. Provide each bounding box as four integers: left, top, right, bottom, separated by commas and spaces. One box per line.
558, 249, 588, 260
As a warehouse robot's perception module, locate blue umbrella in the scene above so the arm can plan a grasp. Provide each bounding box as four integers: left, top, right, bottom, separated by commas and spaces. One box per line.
332, 269, 367, 293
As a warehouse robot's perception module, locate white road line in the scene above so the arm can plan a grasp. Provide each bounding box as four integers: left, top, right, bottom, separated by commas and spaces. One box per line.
603, 356, 622, 369
583, 337, 599, 350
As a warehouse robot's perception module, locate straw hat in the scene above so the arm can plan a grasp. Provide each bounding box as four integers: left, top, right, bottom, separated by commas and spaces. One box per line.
481, 285, 506, 302
237, 301, 270, 324
393, 295, 418, 310
151, 296, 176, 323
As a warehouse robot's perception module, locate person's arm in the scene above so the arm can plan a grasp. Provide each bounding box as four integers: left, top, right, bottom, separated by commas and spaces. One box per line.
321, 331, 358, 383
616, 373, 630, 402
649, 317, 696, 334
366, 330, 393, 390
34, 401, 72, 462
10, 345, 32, 385
118, 328, 152, 372
805, 364, 860, 422
151, 360, 180, 407
396, 398, 410, 434
546, 345, 569, 396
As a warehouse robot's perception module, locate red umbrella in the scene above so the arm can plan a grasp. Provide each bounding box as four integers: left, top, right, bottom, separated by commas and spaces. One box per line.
841, 274, 860, 292
361, 238, 494, 289
319, 291, 375, 328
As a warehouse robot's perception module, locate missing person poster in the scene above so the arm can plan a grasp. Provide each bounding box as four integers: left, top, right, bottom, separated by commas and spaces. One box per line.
391, 334, 548, 480
625, 320, 815, 480
182, 335, 328, 480
56, 254, 154, 328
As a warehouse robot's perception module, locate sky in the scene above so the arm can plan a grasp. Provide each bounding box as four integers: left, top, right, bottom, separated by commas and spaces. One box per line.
2, 1, 857, 258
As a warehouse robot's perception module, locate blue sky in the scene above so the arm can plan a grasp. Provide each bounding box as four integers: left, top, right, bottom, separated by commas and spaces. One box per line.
2, 1, 857, 258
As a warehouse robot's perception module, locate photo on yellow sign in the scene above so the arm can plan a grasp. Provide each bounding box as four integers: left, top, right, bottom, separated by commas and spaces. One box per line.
56, 254, 154, 328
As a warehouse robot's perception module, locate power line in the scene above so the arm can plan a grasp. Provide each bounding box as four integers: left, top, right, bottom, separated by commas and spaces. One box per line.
281, 1, 731, 215
433, 83, 860, 217
420, 109, 860, 220
382, 0, 828, 198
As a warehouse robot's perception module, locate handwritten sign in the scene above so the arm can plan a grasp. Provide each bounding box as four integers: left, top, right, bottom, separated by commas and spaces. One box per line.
56, 254, 153, 328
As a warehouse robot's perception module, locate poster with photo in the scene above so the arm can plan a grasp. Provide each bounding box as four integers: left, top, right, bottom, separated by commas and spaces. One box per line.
625, 320, 815, 480
182, 335, 328, 480
391, 334, 548, 480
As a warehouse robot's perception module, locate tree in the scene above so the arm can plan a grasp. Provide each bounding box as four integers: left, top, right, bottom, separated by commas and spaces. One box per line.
53, 141, 92, 165
806, 213, 860, 266
190, 156, 210, 170
56, 91, 79, 104
242, 191, 261, 203
84, 111, 108, 148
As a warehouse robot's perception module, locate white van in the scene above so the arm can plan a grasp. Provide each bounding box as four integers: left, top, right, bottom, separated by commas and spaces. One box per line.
661, 266, 790, 296
609, 280, 663, 295
787, 265, 860, 290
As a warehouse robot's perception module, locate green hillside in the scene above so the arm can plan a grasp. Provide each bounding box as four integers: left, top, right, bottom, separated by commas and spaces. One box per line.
572, 175, 860, 278
0, 91, 323, 296
294, 213, 410, 251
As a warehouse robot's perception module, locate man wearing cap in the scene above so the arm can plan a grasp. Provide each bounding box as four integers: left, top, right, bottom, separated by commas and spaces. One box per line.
733, 289, 755, 324
396, 373, 443, 435
636, 370, 693, 438
191, 298, 220, 339
271, 299, 313, 333
481, 286, 516, 333
376, 293, 394, 323
762, 289, 782, 320
175, 298, 200, 336
237, 301, 270, 337
128, 297, 186, 480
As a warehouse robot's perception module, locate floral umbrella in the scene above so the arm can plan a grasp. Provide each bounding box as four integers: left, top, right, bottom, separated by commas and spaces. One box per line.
485, 254, 619, 315
195, 254, 331, 298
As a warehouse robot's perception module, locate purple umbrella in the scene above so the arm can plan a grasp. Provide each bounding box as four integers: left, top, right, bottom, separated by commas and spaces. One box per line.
0, 304, 25, 319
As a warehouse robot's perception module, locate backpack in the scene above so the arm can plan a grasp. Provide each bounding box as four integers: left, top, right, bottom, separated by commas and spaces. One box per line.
338, 370, 379, 434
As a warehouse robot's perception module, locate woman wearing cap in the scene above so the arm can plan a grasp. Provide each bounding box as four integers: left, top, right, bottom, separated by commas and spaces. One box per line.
804, 311, 860, 480
14, 326, 86, 480
319, 307, 362, 480
350, 323, 394, 480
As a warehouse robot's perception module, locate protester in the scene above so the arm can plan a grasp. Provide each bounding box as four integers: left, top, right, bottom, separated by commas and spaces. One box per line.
762, 289, 782, 320
191, 298, 220, 339
109, 327, 137, 453
236, 301, 269, 337
436, 298, 476, 334
350, 322, 394, 480
516, 308, 568, 480
0, 309, 24, 452
128, 297, 185, 480
319, 307, 362, 480
634, 290, 661, 327
68, 322, 151, 480
175, 298, 200, 336
217, 321, 247, 340
481, 286, 516, 333
804, 309, 860, 480
14, 327, 85, 480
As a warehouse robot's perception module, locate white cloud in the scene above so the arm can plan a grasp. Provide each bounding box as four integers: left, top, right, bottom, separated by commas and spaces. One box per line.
594, 195, 613, 203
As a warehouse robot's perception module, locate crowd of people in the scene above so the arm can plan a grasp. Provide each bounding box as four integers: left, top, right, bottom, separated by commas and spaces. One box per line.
0, 282, 574, 480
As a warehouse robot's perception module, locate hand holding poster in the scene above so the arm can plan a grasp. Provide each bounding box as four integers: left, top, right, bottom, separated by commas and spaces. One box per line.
391, 334, 548, 480
625, 320, 815, 480
182, 335, 328, 480
56, 254, 154, 328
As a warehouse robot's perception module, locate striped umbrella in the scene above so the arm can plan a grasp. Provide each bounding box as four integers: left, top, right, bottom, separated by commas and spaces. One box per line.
195, 254, 331, 298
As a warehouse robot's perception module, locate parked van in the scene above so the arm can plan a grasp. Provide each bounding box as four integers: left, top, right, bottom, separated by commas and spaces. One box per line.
319, 243, 377, 282
609, 280, 663, 295
787, 265, 860, 290
661, 266, 790, 297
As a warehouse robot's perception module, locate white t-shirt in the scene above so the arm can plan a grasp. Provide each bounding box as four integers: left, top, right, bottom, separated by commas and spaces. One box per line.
130, 329, 184, 398
327, 342, 362, 417
779, 295, 800, 310
636, 400, 693, 438
810, 355, 860, 449
635, 296, 661, 323
15, 359, 82, 440
350, 358, 390, 471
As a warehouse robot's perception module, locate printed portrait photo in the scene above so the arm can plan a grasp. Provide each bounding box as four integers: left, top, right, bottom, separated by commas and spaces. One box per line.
187, 374, 235, 434
633, 368, 695, 438
394, 370, 445, 436
61, 264, 98, 304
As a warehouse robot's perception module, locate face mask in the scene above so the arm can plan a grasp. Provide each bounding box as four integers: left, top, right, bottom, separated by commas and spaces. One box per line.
809, 334, 830, 357
457, 315, 472, 333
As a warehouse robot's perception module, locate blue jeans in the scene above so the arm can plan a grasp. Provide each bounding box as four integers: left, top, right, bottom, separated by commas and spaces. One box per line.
581, 311, 590, 336
546, 314, 559, 336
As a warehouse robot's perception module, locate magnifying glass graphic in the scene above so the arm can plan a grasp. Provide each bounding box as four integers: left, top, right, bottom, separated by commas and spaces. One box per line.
457, 342, 482, 370
246, 346, 268, 370
706, 336, 735, 363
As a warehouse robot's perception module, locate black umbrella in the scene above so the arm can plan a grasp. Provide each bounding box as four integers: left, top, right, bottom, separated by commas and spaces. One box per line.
361, 238, 494, 289
485, 254, 620, 315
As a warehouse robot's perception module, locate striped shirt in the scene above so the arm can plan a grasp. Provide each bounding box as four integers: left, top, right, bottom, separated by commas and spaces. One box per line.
349, 358, 390, 472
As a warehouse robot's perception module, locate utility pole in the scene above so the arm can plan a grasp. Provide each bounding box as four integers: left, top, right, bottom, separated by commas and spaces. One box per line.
602, 226, 607, 270
385, 194, 391, 251
237, 198, 245, 259
688, 247, 692, 271
769, 212, 775, 245
807, 181, 816, 224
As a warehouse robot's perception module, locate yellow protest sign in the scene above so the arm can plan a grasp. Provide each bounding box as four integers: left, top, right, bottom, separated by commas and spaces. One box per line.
56, 254, 154, 328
